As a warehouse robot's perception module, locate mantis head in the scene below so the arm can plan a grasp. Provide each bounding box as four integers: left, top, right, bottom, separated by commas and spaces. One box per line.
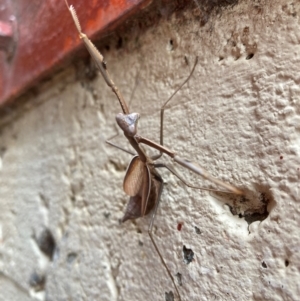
116, 113, 140, 137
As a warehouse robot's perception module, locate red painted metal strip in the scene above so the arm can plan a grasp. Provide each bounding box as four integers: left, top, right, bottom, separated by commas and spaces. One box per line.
0, 0, 151, 107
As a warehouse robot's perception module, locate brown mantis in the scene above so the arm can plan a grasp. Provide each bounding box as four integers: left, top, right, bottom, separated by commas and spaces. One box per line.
64, 1, 243, 300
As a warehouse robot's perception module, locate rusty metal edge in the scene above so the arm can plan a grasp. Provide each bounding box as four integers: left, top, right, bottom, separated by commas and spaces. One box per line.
0, 0, 152, 108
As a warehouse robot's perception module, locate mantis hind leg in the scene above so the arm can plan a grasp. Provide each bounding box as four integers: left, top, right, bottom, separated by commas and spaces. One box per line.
147, 174, 182, 301
151, 57, 198, 161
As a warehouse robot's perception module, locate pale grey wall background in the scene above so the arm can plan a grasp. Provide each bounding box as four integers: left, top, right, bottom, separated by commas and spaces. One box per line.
1, 1, 300, 300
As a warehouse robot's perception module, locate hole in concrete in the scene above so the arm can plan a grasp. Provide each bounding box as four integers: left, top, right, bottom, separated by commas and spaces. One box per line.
194, 226, 201, 234
243, 211, 269, 225
216, 266, 223, 273
212, 187, 275, 227
261, 261, 267, 268
175, 272, 182, 286
167, 38, 177, 51
285, 259, 289, 267
244, 191, 273, 225
67, 252, 78, 264
103, 212, 110, 219
165, 291, 174, 301
36, 229, 56, 260
183, 245, 194, 264
246, 53, 254, 60
29, 271, 45, 292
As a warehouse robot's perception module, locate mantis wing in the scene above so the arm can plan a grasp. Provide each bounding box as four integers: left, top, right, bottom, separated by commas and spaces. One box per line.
120, 194, 143, 223
141, 165, 151, 216
121, 157, 154, 222
123, 155, 144, 196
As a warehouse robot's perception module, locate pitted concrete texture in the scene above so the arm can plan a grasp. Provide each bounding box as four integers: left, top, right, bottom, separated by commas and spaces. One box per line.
1, 1, 300, 300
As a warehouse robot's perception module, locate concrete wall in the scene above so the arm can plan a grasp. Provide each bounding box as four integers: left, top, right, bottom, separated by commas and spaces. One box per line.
1, 1, 300, 300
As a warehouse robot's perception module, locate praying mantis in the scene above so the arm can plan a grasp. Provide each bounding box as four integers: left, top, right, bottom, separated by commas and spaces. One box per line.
64, 1, 243, 300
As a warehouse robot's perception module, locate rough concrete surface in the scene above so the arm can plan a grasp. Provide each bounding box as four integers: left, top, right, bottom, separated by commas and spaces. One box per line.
0, 0, 300, 300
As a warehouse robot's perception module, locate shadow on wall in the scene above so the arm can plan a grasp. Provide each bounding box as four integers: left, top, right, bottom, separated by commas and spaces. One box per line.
193, 0, 238, 26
